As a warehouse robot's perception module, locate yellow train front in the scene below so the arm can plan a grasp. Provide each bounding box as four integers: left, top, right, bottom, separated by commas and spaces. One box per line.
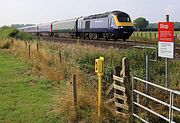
77, 11, 134, 41
110, 11, 134, 41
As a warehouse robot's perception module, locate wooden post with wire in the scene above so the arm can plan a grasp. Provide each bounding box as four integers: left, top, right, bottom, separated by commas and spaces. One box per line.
36, 43, 39, 52
28, 44, 31, 59
72, 75, 78, 123
59, 50, 62, 63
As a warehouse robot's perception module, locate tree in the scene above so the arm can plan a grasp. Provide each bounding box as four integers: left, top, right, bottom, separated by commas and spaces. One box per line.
133, 17, 149, 31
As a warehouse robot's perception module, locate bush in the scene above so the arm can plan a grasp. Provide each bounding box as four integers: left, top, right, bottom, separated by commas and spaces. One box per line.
16, 32, 35, 41
0, 26, 35, 41
0, 26, 19, 39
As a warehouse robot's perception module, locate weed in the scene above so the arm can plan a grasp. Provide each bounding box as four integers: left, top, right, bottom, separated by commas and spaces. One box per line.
0, 41, 12, 49
7, 39, 180, 122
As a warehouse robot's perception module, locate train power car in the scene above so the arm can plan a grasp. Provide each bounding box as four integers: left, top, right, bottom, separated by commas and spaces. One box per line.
77, 11, 134, 41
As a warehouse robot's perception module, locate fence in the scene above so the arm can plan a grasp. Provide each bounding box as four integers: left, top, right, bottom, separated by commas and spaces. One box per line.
106, 58, 131, 118
131, 32, 180, 41
132, 76, 180, 123
113, 75, 129, 117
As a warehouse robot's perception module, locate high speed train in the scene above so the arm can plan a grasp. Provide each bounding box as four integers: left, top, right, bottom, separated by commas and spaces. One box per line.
19, 11, 134, 41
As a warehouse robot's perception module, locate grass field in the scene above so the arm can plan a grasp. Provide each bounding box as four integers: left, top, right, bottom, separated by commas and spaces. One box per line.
0, 50, 60, 123
130, 31, 180, 43
132, 31, 180, 35
175, 31, 180, 34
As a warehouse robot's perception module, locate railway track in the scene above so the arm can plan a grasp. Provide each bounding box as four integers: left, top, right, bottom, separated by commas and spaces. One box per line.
39, 36, 180, 56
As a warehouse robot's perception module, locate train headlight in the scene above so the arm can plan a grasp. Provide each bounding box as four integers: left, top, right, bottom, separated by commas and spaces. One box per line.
120, 26, 124, 29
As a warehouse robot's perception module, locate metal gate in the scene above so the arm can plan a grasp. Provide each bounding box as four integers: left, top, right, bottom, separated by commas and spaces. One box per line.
132, 76, 180, 123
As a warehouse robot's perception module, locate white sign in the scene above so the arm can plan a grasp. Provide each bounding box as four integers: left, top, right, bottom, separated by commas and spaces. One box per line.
158, 42, 174, 59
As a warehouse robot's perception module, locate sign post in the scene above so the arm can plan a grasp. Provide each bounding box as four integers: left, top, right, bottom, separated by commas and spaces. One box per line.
158, 22, 174, 87
95, 57, 104, 118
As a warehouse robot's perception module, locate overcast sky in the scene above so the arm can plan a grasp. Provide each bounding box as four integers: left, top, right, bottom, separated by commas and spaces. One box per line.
0, 0, 179, 26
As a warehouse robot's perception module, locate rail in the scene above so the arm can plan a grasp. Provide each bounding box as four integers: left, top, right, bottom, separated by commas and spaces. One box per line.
132, 76, 180, 123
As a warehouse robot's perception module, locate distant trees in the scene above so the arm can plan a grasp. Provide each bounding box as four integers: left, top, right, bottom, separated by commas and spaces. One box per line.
175, 22, 180, 29
134, 21, 180, 31
133, 17, 149, 31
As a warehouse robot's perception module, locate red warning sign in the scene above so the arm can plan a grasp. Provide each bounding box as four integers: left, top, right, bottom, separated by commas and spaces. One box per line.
158, 22, 174, 42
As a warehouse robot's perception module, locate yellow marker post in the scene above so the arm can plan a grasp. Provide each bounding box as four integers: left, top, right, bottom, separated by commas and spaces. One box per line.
95, 57, 104, 118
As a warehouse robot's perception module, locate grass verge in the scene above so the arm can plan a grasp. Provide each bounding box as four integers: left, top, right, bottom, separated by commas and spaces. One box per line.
0, 50, 61, 123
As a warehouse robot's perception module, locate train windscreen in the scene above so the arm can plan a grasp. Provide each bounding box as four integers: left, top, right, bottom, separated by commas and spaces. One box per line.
117, 13, 131, 22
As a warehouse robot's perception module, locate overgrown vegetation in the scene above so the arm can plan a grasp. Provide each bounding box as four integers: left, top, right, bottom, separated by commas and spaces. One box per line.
0, 26, 35, 41
0, 26, 19, 39
0, 39, 179, 122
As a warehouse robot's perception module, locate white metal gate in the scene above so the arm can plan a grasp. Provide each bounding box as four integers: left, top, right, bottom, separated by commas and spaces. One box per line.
132, 76, 180, 123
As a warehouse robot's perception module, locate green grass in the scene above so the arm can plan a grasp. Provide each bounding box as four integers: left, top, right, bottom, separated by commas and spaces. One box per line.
132, 31, 180, 35
130, 31, 180, 43
0, 50, 60, 123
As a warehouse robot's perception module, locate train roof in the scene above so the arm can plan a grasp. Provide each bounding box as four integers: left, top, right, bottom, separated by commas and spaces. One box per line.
84, 11, 128, 20
18, 25, 37, 30
53, 18, 77, 24
38, 22, 54, 26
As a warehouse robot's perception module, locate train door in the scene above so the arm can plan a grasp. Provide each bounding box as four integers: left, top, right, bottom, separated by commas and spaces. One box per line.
75, 19, 78, 31
108, 16, 111, 29
109, 16, 114, 30
85, 21, 90, 30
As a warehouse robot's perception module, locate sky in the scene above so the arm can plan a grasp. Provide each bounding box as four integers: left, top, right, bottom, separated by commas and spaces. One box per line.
0, 0, 180, 26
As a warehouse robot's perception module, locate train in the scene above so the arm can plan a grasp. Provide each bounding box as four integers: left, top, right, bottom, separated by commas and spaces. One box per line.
18, 11, 134, 41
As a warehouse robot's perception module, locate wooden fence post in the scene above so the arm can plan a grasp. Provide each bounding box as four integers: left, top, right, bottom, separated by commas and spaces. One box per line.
37, 43, 39, 52
175, 34, 178, 41
25, 41, 27, 48
145, 33, 147, 39
72, 75, 78, 123
154, 33, 157, 39
114, 65, 121, 102
121, 58, 131, 112
28, 44, 31, 59
59, 50, 62, 63
106, 58, 131, 119
114, 66, 121, 76
149, 32, 152, 39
